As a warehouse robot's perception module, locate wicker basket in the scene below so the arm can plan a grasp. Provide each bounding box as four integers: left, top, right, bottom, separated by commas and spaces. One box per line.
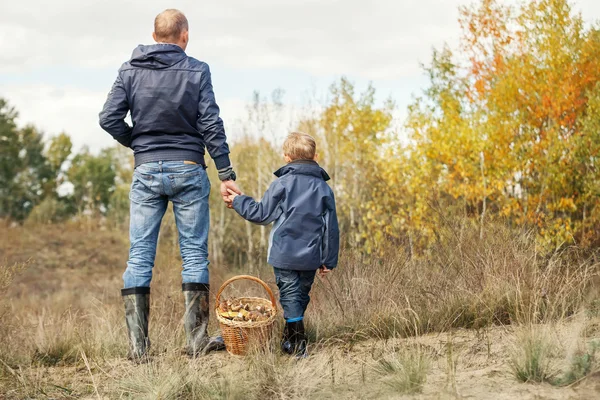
215, 275, 277, 356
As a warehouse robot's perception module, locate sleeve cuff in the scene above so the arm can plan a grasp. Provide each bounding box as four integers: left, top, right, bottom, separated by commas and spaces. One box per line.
213, 154, 231, 170
231, 195, 245, 213
114, 135, 132, 149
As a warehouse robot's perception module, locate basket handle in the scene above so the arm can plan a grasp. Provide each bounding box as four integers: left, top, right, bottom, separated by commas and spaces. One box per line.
215, 275, 277, 309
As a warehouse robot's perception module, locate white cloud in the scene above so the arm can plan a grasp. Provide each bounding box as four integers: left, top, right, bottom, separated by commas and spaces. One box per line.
2, 0, 598, 78
0, 0, 468, 79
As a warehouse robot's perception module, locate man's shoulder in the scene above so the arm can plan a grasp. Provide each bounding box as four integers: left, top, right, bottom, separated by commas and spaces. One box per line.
117, 61, 133, 73
183, 56, 209, 71
116, 57, 209, 73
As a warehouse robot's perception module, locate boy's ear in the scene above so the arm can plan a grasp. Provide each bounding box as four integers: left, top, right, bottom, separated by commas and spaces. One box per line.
314, 153, 319, 161
284, 154, 293, 163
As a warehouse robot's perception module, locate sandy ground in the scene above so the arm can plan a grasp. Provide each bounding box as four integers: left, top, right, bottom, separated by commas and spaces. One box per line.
2, 321, 598, 399
343, 325, 600, 399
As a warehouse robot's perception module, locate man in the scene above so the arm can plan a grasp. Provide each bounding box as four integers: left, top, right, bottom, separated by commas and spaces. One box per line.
99, 9, 239, 360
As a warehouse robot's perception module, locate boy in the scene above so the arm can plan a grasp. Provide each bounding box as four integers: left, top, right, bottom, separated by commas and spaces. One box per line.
226, 132, 339, 357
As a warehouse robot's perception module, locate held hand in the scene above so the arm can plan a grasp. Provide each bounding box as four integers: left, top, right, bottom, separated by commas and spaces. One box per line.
221, 180, 241, 209
317, 265, 331, 278
226, 188, 240, 203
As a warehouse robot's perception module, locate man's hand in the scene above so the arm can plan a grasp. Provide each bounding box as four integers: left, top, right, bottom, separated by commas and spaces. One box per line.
221, 180, 241, 209
317, 265, 331, 278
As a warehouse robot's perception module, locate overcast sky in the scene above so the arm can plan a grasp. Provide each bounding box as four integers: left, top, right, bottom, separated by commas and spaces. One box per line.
1, 0, 599, 151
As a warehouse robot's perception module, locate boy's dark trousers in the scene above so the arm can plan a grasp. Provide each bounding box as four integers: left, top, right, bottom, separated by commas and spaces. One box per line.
273, 268, 317, 356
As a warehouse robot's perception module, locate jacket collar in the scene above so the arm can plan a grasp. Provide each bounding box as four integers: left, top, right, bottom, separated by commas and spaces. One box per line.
129, 44, 187, 69
274, 160, 330, 181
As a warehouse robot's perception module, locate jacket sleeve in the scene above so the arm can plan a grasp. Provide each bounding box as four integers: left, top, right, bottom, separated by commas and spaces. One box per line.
232, 181, 285, 225
99, 73, 132, 148
197, 64, 231, 170
323, 191, 340, 269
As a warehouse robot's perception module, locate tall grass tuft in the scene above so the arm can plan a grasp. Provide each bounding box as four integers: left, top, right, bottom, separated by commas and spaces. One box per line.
0, 261, 27, 293
375, 344, 430, 394
118, 360, 191, 400
510, 326, 557, 383
244, 345, 330, 399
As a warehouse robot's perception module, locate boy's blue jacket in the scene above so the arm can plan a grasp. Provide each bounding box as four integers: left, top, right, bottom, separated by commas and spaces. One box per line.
232, 160, 339, 271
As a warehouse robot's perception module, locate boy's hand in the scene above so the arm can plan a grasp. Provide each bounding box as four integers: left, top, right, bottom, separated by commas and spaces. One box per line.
221, 181, 241, 209
317, 265, 331, 278
226, 188, 241, 203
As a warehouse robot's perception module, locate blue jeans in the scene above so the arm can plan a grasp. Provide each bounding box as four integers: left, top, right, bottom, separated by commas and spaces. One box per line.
274, 268, 317, 322
123, 161, 211, 289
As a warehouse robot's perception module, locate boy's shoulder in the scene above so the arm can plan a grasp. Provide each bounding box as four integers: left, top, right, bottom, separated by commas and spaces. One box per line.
274, 170, 330, 184
275, 171, 334, 195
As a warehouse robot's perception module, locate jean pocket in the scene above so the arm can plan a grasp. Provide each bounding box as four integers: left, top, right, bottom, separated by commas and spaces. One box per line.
170, 169, 207, 205
130, 171, 157, 202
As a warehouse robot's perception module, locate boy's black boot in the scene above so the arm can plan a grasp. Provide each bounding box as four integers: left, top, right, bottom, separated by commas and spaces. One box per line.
291, 320, 308, 358
122, 287, 151, 363
182, 283, 226, 357
281, 320, 308, 358
281, 322, 293, 354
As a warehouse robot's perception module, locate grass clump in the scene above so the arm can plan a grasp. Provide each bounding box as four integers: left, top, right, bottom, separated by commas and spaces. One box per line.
510, 326, 557, 383
245, 347, 329, 400
554, 339, 600, 386
375, 344, 430, 394
118, 362, 190, 400
0, 262, 27, 291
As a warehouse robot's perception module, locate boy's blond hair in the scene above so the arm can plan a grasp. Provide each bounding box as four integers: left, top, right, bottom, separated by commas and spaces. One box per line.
283, 132, 316, 161
154, 9, 188, 43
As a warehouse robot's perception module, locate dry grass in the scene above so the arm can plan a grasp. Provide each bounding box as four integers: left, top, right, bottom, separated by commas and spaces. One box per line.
309, 221, 598, 342
0, 262, 27, 292
375, 344, 431, 394
0, 219, 599, 398
510, 325, 558, 383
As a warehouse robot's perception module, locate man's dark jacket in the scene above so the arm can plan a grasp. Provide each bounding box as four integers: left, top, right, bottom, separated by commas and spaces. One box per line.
99, 44, 230, 169
232, 160, 340, 271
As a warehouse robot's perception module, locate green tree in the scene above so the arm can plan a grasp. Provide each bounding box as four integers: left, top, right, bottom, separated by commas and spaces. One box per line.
107, 145, 134, 224
44, 133, 72, 195
0, 99, 54, 221
0, 99, 21, 219
67, 147, 117, 216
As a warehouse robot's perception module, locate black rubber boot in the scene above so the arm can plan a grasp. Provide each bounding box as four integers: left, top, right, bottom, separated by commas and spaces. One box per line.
281, 323, 292, 354
122, 287, 151, 362
182, 283, 225, 357
281, 320, 308, 358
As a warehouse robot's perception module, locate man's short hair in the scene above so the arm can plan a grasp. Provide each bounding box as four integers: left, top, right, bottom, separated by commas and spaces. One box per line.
283, 132, 317, 161
154, 9, 188, 43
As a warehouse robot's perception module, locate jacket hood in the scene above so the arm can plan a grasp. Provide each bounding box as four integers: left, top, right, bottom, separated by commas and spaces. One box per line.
274, 160, 330, 181
129, 44, 187, 69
